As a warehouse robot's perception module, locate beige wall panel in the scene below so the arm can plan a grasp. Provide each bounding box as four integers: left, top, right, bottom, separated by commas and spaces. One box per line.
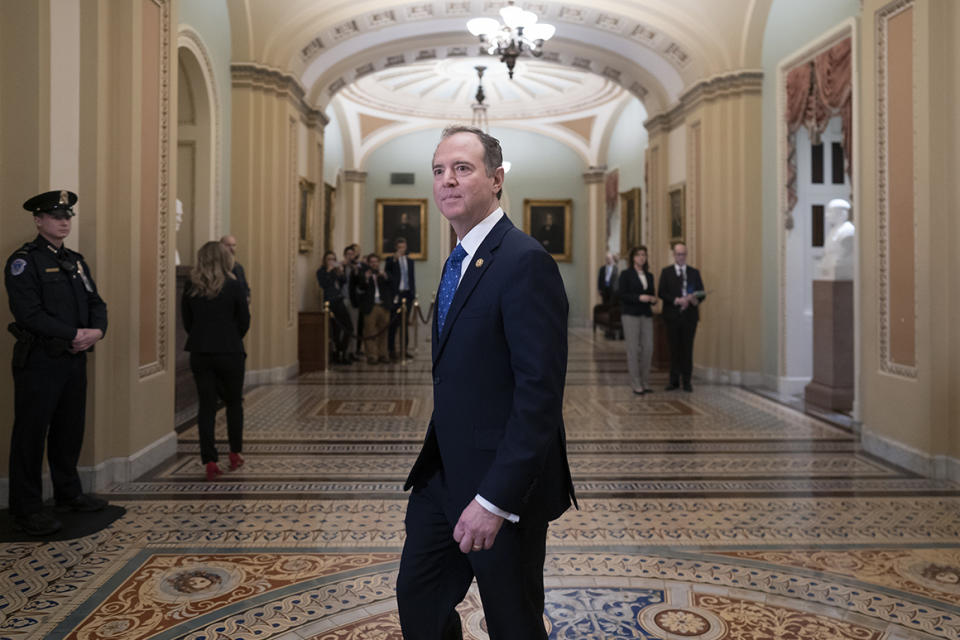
139, 0, 161, 368
886, 8, 917, 368
861, 0, 960, 477
229, 79, 300, 376
0, 2, 46, 477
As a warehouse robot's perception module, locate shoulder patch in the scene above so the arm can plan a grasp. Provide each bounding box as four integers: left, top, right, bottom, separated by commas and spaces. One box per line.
10, 258, 27, 277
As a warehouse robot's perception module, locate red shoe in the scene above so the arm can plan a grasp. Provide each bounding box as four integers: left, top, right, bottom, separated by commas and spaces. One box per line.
228, 452, 245, 471
205, 461, 223, 481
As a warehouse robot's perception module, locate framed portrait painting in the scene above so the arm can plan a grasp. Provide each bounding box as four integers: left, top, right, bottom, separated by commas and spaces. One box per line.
376, 198, 428, 260
668, 183, 686, 243
619, 187, 641, 257
524, 199, 572, 262
298, 178, 316, 254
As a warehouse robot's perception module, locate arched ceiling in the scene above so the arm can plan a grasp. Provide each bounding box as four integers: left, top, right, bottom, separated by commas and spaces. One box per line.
225, 0, 771, 167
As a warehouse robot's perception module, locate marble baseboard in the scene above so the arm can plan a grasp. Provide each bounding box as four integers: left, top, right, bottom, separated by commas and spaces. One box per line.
861, 427, 960, 481
245, 362, 299, 386
693, 365, 766, 387
0, 430, 177, 505
777, 375, 811, 397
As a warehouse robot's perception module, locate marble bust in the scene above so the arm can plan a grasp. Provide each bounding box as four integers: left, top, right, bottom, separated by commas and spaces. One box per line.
818, 198, 854, 280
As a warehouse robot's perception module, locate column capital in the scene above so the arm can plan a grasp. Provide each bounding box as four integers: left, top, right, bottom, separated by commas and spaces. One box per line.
343, 170, 367, 183
583, 166, 607, 184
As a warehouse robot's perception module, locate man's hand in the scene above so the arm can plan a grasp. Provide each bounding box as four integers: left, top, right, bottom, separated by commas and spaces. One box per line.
70, 328, 103, 353
453, 499, 504, 553
689, 295, 699, 307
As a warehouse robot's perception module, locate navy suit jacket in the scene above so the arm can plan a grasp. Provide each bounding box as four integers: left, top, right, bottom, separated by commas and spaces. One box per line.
403, 215, 576, 523
657, 265, 705, 323
385, 254, 416, 299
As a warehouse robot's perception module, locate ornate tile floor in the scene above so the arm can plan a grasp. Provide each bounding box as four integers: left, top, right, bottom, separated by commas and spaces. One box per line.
2, 329, 958, 639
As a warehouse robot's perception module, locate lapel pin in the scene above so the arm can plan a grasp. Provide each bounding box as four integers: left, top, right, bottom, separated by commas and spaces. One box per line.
475, 258, 484, 268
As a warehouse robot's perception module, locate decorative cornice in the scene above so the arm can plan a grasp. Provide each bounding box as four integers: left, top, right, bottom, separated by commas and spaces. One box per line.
231, 63, 330, 128
644, 70, 764, 136
342, 170, 368, 183
583, 166, 607, 184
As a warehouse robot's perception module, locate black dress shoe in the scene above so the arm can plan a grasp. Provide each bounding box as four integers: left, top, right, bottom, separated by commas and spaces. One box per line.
643, 388, 655, 394
665, 384, 679, 391
13, 511, 62, 536
56, 493, 108, 512
683, 384, 693, 392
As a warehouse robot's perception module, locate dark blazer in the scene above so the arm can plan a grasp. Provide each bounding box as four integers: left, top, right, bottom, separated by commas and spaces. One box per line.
232, 262, 250, 300
657, 264, 705, 322
316, 266, 345, 303
404, 215, 575, 523
597, 264, 619, 304
355, 269, 394, 315
618, 267, 655, 316
385, 254, 416, 298
182, 278, 250, 353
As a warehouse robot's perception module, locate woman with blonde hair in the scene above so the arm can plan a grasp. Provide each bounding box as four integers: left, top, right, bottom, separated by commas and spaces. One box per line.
182, 240, 250, 480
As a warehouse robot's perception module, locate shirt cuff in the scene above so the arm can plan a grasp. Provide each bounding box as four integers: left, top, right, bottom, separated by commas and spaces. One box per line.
475, 494, 519, 523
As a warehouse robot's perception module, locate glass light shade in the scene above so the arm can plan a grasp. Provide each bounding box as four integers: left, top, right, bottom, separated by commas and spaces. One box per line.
467, 17, 500, 37
501, 160, 512, 173
500, 5, 537, 29
524, 23, 555, 41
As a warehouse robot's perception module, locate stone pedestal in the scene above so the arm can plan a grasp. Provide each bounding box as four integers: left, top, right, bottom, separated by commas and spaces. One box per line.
805, 280, 854, 411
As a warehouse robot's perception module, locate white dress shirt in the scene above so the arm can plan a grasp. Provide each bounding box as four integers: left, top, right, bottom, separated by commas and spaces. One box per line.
449, 207, 519, 523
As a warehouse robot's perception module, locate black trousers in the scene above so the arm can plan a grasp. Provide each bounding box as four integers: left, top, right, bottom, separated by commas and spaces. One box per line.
328, 298, 353, 356
665, 316, 698, 385
389, 291, 413, 355
9, 350, 87, 516
397, 470, 549, 640
190, 352, 245, 464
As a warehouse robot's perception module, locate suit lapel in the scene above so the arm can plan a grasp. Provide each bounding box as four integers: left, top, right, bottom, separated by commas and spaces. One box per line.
433, 216, 513, 365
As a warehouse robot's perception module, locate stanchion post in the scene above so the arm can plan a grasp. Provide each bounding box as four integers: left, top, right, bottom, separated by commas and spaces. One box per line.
412, 299, 419, 355
400, 298, 409, 365
323, 300, 331, 371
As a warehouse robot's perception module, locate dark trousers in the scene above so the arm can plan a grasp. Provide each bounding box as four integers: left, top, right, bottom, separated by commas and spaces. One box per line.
397, 470, 549, 640
328, 298, 353, 357
190, 352, 245, 464
665, 316, 697, 385
9, 350, 87, 515
389, 291, 413, 355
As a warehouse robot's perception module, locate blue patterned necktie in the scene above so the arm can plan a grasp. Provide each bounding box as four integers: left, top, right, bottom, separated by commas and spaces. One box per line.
437, 244, 468, 332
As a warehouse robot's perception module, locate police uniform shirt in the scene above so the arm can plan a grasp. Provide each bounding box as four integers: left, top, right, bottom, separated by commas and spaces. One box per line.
5, 234, 108, 342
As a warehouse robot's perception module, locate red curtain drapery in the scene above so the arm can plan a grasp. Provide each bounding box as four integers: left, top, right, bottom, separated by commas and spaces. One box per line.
784, 37, 852, 227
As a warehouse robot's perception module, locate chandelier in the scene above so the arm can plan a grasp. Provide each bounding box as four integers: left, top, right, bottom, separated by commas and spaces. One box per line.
466, 1, 556, 79
471, 65, 511, 172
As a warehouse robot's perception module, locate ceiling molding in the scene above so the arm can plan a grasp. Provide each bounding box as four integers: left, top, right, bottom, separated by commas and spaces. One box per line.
644, 69, 763, 136
231, 63, 330, 127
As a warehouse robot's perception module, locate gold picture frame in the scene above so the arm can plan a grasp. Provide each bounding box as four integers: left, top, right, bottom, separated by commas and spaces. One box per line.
298, 178, 316, 254
375, 198, 428, 260
619, 187, 642, 256
524, 198, 572, 262
668, 182, 686, 243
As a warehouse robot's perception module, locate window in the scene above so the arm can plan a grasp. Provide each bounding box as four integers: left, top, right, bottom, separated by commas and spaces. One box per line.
831, 142, 845, 184
812, 204, 825, 247
811, 143, 824, 184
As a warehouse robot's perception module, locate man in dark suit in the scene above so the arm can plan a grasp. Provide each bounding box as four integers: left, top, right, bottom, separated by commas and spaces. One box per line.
597, 252, 619, 306
221, 235, 251, 303
385, 237, 416, 359
534, 212, 563, 254
397, 126, 575, 639
657, 241, 705, 392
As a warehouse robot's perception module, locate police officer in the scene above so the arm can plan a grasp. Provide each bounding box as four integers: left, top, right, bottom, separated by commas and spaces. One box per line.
4, 190, 109, 536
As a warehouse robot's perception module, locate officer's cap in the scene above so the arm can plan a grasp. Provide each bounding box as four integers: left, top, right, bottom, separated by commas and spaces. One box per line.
23, 190, 77, 218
